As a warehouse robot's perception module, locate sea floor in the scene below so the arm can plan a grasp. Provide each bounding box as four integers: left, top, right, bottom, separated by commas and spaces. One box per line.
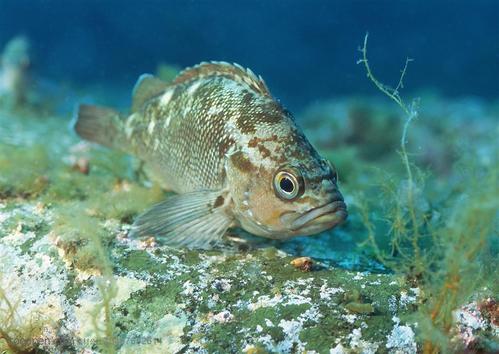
0, 94, 497, 353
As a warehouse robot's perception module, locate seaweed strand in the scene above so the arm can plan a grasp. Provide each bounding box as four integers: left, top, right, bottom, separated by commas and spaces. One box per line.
357, 32, 423, 272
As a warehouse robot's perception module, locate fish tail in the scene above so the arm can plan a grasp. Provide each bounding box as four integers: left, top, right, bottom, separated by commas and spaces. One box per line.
74, 104, 126, 149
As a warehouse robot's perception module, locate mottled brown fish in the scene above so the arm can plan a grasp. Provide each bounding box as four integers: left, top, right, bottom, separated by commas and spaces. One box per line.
75, 62, 347, 249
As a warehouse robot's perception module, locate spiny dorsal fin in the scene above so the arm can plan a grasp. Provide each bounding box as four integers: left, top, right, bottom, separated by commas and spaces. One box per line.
173, 61, 272, 97
131, 74, 169, 112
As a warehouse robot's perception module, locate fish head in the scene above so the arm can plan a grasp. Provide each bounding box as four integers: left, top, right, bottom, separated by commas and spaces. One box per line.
227, 152, 347, 239
276, 158, 348, 236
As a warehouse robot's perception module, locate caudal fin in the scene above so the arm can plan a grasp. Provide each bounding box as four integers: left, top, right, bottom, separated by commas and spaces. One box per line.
74, 104, 124, 149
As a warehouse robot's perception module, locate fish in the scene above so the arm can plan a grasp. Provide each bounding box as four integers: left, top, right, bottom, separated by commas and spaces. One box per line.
75, 61, 347, 249
0, 36, 31, 107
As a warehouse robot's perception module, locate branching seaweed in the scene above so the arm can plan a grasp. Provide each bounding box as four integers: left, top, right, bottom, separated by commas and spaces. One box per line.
91, 274, 118, 354
357, 33, 497, 352
86, 210, 118, 354
53, 207, 118, 353
0, 275, 53, 354
0, 281, 26, 354
357, 32, 425, 274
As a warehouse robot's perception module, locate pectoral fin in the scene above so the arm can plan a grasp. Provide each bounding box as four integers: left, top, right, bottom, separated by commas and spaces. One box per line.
130, 190, 234, 250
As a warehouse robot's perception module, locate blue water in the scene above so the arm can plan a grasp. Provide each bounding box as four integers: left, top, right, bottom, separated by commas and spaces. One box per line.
0, 0, 497, 111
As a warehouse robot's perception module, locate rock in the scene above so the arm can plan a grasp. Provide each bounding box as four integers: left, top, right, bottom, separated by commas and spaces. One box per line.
0, 198, 420, 353
1, 97, 497, 353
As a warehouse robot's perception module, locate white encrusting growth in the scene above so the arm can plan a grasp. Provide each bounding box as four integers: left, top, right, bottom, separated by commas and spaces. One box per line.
386, 317, 417, 354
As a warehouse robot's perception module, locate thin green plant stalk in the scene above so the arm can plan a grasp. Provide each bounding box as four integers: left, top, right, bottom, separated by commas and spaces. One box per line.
357, 32, 423, 272
90, 231, 118, 354
358, 33, 497, 353
0, 278, 24, 353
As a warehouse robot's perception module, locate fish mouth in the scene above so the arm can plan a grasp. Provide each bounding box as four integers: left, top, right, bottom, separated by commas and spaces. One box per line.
287, 193, 348, 231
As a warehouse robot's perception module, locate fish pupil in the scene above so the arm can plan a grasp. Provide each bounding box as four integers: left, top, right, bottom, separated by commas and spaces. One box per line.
280, 177, 294, 193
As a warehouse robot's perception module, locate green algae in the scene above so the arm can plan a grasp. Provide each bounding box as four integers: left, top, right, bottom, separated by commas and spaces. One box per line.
118, 281, 179, 319
63, 273, 90, 304
345, 302, 375, 314
0, 145, 50, 198
117, 249, 165, 273
42, 169, 93, 201
87, 182, 163, 223
106, 246, 412, 352
52, 206, 114, 272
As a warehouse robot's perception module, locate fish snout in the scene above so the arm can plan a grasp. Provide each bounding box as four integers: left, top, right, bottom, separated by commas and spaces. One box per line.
280, 190, 348, 233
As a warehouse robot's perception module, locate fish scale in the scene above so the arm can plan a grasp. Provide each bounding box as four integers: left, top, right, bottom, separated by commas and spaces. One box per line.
144, 78, 238, 191
75, 61, 347, 249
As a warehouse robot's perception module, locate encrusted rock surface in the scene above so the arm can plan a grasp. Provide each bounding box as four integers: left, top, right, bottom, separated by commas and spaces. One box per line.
0, 199, 420, 353
1, 99, 497, 353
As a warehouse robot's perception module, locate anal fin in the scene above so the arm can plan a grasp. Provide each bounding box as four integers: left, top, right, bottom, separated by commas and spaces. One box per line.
130, 190, 234, 250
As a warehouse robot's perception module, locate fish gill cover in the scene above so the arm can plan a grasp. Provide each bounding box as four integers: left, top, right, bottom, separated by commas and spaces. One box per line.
0, 1, 498, 353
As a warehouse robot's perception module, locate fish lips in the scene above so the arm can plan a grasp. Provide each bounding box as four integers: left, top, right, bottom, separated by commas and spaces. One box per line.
282, 196, 348, 232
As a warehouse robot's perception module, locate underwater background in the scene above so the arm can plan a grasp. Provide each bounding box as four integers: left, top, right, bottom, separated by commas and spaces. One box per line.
0, 1, 497, 353
0, 0, 498, 109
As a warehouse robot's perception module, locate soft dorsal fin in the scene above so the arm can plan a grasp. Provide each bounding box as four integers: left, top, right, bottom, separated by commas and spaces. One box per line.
131, 74, 169, 112
173, 61, 272, 97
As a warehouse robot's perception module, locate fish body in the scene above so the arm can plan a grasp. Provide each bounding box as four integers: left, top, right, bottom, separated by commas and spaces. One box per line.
75, 62, 347, 249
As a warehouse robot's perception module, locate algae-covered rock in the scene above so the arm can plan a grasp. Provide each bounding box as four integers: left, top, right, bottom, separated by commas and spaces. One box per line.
0, 197, 418, 353
1, 99, 497, 353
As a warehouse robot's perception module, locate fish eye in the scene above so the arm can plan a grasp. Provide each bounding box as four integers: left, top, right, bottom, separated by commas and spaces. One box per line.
273, 169, 304, 201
